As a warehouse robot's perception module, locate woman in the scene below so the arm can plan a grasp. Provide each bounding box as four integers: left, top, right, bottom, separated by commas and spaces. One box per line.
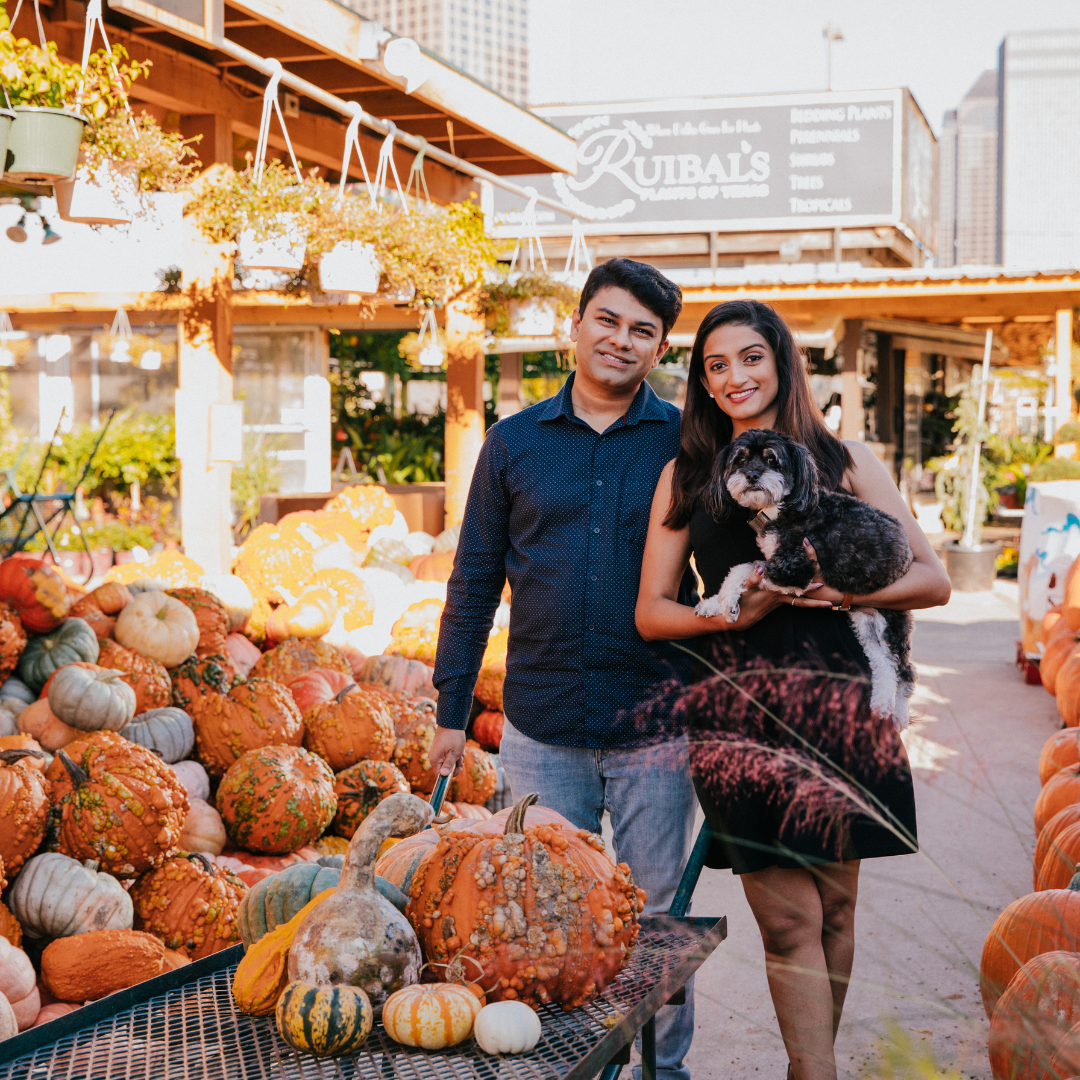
635, 300, 950, 1080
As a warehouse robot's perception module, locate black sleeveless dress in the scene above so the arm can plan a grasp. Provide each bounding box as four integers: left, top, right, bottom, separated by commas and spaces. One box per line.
686, 503, 918, 874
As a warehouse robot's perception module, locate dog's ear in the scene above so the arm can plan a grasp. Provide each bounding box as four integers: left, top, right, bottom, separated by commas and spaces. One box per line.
704, 442, 739, 520
781, 440, 820, 515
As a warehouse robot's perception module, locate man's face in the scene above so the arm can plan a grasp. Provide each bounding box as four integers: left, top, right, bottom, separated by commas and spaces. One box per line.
569, 285, 669, 394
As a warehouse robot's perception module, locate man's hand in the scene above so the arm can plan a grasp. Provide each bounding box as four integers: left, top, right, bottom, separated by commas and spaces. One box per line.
428, 727, 466, 777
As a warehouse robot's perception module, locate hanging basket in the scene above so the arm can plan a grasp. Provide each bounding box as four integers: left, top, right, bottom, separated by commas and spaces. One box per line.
318, 241, 382, 294
0, 109, 13, 176
237, 213, 307, 271
54, 160, 138, 225
4, 107, 87, 183
508, 298, 559, 337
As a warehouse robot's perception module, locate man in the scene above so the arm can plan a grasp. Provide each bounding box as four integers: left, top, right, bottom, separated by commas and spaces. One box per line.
429, 258, 698, 1080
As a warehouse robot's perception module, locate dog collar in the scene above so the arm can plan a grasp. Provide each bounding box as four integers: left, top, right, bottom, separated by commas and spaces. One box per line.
749, 505, 781, 529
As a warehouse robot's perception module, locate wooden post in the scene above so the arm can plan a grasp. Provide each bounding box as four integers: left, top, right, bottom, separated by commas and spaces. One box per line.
839, 320, 864, 442
444, 300, 486, 528
1057, 308, 1074, 428
497, 352, 523, 417
176, 202, 234, 575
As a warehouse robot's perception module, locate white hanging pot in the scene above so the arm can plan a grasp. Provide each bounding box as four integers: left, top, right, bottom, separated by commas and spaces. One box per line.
237, 213, 307, 271
54, 160, 138, 226
508, 298, 558, 337
319, 241, 381, 294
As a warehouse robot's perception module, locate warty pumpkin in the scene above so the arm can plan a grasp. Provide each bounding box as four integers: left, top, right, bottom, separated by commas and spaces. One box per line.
357, 654, 435, 699
123, 707, 194, 763
223, 632, 261, 678
168, 653, 235, 711
303, 684, 396, 772
17, 618, 99, 693
17, 699, 79, 752
392, 698, 440, 793
988, 950, 1080, 1080
130, 851, 247, 959
1035, 804, 1080, 890
275, 980, 374, 1057
0, 735, 43, 770
388, 600, 443, 664
47, 731, 189, 877
96, 639, 171, 714
381, 982, 481, 1049
288, 792, 435, 1016
166, 588, 229, 658
1035, 765, 1080, 832
47, 665, 136, 732
237, 862, 341, 946
232, 522, 317, 594
287, 668, 354, 714
199, 574, 254, 633
178, 798, 227, 855
0, 902, 22, 948
68, 583, 132, 641
114, 591, 200, 668
332, 758, 411, 839
0, 603, 26, 683
1039, 728, 1080, 785
0, 748, 51, 873
233, 890, 335, 1015
9, 852, 132, 939
449, 740, 498, 805
251, 638, 352, 685
407, 793, 643, 1010
216, 744, 336, 854
980, 873, 1080, 1017
41, 928, 164, 1002
472, 710, 504, 752
324, 484, 396, 528
0, 559, 70, 633
190, 679, 304, 776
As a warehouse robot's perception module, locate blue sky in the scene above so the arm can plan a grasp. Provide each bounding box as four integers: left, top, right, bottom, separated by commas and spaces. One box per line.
529, 0, 1080, 134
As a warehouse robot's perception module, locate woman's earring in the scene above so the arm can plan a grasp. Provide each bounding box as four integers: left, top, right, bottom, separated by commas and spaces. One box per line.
708, 393, 715, 398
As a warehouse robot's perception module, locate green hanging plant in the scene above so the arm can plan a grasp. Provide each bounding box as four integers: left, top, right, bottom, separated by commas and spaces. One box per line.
473, 272, 578, 337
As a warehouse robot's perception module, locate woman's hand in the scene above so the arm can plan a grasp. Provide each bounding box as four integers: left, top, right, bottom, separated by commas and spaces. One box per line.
720, 564, 831, 629
801, 539, 848, 607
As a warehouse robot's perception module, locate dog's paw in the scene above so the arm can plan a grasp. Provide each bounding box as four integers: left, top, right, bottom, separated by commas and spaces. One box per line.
725, 601, 741, 623
695, 595, 726, 618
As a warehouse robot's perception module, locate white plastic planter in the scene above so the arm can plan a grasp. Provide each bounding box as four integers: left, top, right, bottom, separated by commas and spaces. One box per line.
237, 214, 306, 271
54, 161, 138, 226
318, 241, 381, 293
508, 298, 558, 336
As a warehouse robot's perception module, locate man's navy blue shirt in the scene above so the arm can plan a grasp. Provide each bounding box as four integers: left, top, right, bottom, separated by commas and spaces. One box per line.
434, 372, 695, 749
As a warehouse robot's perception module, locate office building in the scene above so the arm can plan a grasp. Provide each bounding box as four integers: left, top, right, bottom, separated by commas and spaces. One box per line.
343, 0, 530, 105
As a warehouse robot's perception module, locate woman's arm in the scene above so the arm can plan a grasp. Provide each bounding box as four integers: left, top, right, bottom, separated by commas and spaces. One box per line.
807, 441, 951, 611
635, 462, 831, 641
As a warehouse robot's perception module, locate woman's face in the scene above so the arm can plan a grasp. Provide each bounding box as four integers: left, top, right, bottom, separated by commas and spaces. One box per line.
700, 323, 780, 431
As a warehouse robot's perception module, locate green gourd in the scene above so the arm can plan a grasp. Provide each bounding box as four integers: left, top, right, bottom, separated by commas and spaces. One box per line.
287, 792, 433, 1016
17, 619, 99, 692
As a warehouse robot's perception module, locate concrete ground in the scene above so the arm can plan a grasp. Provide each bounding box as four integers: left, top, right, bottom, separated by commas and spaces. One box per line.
676, 580, 1055, 1080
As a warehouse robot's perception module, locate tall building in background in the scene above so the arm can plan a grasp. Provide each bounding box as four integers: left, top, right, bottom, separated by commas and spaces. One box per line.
937, 70, 999, 267
999, 29, 1080, 267
343, 0, 529, 105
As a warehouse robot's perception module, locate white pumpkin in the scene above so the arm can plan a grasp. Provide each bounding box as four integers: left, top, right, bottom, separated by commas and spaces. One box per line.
0, 939, 37, 1032
114, 591, 199, 668
473, 1000, 542, 1055
10, 984, 39, 1031
0, 701, 19, 736
0, 992, 16, 1042
47, 666, 136, 732
10, 853, 133, 939
200, 573, 254, 632
178, 798, 226, 855
171, 759, 210, 802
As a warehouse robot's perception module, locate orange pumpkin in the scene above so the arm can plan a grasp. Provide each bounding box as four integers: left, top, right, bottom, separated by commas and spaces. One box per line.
408, 552, 455, 583
981, 877, 1080, 1017
216, 745, 337, 854
0, 900, 22, 947
1042, 621, 1080, 695
474, 630, 507, 711
1038, 820, 1080, 890
0, 736, 46, 772
68, 583, 132, 641
167, 588, 230, 658
1035, 805, 1080, 890
472, 710, 504, 752
988, 950, 1080, 1080
17, 699, 80, 752
449, 740, 498, 804
288, 668, 354, 714
391, 698, 440, 793
251, 638, 352, 685
0, 558, 69, 633
190, 678, 304, 776
1065, 556, 1080, 631
381, 982, 481, 1048
0, 749, 51, 874
448, 802, 493, 821
266, 590, 338, 647
40, 928, 164, 1002
223, 632, 262, 678
130, 851, 248, 959
97, 639, 172, 714
0, 602, 26, 681
1040, 728, 1080, 785
331, 759, 411, 839
303, 685, 396, 772
233, 523, 317, 593
47, 731, 189, 877
406, 794, 643, 1009
1057, 652, 1080, 727
169, 653, 236, 711
1035, 765, 1080, 832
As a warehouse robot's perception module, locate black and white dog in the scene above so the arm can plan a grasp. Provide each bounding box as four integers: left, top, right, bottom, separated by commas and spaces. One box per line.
694, 429, 916, 728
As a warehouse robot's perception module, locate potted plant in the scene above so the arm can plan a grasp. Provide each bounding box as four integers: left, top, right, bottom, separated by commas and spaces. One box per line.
474, 272, 578, 339
0, 103, 13, 174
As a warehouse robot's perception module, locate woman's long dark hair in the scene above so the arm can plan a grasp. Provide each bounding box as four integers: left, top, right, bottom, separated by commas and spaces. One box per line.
665, 300, 852, 529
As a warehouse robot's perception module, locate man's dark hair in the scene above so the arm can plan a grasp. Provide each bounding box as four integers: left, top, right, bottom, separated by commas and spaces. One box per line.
577, 258, 683, 338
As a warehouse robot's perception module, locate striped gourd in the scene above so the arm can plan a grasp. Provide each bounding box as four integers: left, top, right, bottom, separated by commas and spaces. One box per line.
381, 983, 481, 1049
275, 981, 373, 1057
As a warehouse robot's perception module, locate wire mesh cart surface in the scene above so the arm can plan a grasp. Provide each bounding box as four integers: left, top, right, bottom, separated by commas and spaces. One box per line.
0, 914, 724, 1080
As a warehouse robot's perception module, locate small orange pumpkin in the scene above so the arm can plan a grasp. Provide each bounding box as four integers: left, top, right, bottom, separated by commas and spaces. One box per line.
17, 699, 80, 752
1042, 620, 1080, 695
40, 929, 164, 1002
266, 589, 338, 646
167, 587, 230, 658
381, 982, 481, 1049
1035, 766, 1080, 832
0, 601, 26, 681
332, 759, 411, 839
391, 698, 439, 794
407, 552, 455, 583
1040, 728, 1080, 785
68, 583, 132, 641
287, 668, 354, 714
474, 630, 507, 711
472, 710, 504, 752
303, 684, 396, 771
0, 750, 51, 874
1036, 805, 1080, 890
449, 740, 498, 804
97, 639, 172, 714
168, 653, 236, 711
251, 638, 352, 685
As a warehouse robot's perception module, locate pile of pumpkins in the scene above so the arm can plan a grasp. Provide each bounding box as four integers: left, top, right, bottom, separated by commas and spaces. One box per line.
0, 547, 505, 1042
976, 577, 1080, 1079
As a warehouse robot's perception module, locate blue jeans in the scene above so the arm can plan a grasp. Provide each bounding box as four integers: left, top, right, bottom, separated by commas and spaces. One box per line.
500, 721, 697, 1080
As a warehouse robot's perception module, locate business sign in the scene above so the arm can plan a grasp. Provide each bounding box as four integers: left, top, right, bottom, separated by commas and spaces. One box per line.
489, 89, 934, 242
107, 0, 223, 45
